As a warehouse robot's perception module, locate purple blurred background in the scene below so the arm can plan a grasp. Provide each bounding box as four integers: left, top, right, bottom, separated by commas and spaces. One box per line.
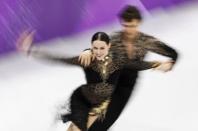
0, 0, 196, 56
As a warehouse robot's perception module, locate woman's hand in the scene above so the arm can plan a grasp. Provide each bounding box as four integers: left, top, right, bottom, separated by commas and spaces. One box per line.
16, 31, 35, 55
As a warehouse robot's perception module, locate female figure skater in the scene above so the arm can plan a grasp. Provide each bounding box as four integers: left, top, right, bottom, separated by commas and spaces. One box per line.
17, 31, 161, 131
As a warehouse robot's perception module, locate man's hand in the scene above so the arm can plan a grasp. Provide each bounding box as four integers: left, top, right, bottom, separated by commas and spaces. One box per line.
78, 50, 94, 67
154, 61, 174, 72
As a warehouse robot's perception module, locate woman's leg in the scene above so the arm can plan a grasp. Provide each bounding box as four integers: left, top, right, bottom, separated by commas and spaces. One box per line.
66, 115, 99, 131
67, 123, 81, 131
87, 115, 99, 129
66, 114, 98, 131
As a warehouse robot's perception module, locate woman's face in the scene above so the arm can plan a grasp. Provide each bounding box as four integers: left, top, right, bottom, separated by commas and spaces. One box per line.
92, 40, 111, 60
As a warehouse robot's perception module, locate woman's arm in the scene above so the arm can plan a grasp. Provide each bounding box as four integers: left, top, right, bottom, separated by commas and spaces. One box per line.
28, 47, 80, 66
16, 31, 81, 66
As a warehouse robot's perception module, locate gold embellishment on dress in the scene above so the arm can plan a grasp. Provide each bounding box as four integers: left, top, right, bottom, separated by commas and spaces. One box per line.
101, 56, 109, 79
81, 83, 113, 104
89, 99, 110, 121
91, 55, 120, 81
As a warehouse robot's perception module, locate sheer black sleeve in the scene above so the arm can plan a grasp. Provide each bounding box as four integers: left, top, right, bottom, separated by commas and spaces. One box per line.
28, 47, 81, 66
124, 61, 160, 71
143, 35, 178, 63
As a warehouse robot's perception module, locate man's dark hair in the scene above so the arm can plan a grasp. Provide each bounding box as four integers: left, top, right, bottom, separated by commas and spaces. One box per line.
118, 5, 142, 22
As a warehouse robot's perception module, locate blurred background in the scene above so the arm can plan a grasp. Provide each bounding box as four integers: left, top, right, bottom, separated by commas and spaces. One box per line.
0, 0, 198, 131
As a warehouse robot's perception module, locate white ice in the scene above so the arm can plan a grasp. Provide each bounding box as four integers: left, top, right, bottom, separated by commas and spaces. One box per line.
0, 2, 198, 131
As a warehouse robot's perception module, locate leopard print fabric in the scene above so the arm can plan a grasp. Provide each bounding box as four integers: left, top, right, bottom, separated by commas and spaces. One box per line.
110, 31, 178, 62
81, 83, 114, 105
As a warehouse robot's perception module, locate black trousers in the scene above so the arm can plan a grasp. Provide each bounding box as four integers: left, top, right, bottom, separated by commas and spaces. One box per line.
88, 76, 137, 131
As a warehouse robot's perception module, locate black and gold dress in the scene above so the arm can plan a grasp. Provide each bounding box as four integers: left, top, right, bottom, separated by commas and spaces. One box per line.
28, 49, 159, 131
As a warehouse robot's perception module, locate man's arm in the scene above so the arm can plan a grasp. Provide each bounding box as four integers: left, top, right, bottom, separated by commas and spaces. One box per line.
78, 49, 94, 67
144, 35, 178, 62
143, 35, 179, 71
124, 61, 161, 71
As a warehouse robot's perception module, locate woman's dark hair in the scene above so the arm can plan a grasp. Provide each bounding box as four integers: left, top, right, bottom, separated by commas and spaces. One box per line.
91, 32, 110, 45
118, 5, 142, 22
